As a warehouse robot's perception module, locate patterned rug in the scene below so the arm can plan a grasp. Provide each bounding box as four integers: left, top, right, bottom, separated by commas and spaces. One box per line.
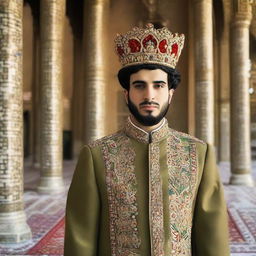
0, 160, 255, 256
27, 217, 65, 255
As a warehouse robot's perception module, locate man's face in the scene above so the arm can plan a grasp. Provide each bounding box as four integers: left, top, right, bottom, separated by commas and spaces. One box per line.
124, 69, 174, 126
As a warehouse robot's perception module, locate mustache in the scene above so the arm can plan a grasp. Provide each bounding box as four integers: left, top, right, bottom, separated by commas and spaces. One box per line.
139, 101, 159, 107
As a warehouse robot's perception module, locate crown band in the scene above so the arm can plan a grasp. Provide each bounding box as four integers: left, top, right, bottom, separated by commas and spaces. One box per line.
115, 23, 185, 69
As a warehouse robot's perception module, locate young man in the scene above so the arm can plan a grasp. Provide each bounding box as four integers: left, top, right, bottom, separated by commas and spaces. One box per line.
64, 24, 230, 256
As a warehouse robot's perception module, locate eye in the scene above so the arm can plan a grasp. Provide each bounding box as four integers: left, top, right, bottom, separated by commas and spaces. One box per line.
154, 83, 165, 88
134, 84, 145, 89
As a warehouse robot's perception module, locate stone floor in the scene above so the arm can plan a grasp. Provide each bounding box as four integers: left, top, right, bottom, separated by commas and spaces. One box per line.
0, 158, 255, 255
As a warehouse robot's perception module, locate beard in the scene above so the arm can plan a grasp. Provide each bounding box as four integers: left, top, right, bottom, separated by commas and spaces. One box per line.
127, 95, 170, 126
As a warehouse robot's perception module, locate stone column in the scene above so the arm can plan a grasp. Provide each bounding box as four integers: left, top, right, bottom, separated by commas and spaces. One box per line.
250, 4, 256, 149
218, 0, 231, 162
38, 0, 66, 193
0, 0, 32, 242
72, 38, 85, 158
230, 0, 254, 186
31, 11, 40, 168
83, 0, 109, 143
193, 0, 214, 144
251, 61, 256, 160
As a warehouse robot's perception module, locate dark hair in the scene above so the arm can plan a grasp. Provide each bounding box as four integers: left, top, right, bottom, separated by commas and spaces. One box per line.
117, 63, 181, 90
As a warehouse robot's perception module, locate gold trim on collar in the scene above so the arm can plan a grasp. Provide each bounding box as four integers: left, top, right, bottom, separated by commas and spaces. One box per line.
124, 116, 170, 143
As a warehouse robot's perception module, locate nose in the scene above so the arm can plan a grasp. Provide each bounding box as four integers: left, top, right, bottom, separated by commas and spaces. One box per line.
144, 86, 155, 101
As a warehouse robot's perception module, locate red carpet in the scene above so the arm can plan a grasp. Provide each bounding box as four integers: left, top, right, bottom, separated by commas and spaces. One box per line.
22, 212, 252, 255
228, 210, 245, 243
27, 217, 65, 255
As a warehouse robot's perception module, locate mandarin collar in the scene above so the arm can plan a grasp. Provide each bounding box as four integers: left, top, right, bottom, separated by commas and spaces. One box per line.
124, 116, 170, 144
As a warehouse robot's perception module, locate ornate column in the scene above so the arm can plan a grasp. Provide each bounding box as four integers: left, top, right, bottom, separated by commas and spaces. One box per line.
67, 1, 85, 158
0, 0, 31, 242
72, 38, 85, 157
193, 0, 214, 144
251, 2, 256, 37
230, 0, 254, 186
250, 3, 256, 152
30, 3, 41, 168
218, 0, 231, 162
83, 0, 109, 143
251, 61, 256, 152
38, 0, 66, 193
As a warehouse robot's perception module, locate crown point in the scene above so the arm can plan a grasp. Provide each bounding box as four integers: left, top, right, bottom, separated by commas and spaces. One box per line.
146, 23, 154, 29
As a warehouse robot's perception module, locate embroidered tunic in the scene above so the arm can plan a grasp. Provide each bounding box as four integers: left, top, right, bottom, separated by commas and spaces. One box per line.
64, 117, 230, 256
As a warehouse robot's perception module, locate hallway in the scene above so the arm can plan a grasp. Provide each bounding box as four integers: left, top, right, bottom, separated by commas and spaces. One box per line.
0, 160, 255, 256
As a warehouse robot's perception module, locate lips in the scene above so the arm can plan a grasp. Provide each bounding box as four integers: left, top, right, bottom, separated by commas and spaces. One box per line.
140, 105, 158, 110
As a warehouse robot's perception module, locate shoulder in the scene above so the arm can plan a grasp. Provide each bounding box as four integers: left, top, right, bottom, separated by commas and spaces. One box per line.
169, 128, 206, 145
86, 130, 125, 149
169, 128, 208, 156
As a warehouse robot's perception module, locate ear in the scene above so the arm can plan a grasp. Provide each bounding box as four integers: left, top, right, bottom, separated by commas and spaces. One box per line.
168, 89, 174, 104
124, 89, 129, 104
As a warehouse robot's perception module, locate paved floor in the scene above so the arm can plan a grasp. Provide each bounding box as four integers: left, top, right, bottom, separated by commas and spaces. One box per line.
219, 161, 256, 255
0, 158, 255, 255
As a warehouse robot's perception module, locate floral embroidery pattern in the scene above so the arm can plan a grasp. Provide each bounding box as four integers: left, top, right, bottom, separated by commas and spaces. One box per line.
149, 142, 165, 256
88, 117, 205, 256
167, 131, 198, 256
93, 133, 141, 256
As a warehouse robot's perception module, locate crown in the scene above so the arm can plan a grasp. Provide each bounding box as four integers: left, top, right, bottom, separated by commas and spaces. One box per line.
115, 23, 185, 69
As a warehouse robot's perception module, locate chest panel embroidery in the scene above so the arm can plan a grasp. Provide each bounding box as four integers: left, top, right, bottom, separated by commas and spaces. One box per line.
149, 142, 165, 256
100, 134, 141, 256
167, 135, 198, 256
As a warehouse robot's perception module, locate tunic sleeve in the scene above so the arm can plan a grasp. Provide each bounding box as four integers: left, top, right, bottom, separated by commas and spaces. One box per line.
64, 145, 100, 256
192, 143, 230, 256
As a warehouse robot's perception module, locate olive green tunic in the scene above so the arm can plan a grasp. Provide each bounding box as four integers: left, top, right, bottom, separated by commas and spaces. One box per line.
64, 117, 230, 256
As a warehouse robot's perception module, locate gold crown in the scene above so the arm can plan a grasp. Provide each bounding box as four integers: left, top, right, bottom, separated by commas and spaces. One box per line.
115, 23, 185, 69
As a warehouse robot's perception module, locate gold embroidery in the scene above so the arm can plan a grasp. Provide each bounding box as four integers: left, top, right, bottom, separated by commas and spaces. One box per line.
149, 142, 165, 256
167, 133, 198, 256
88, 118, 203, 256
91, 133, 141, 256
124, 117, 169, 144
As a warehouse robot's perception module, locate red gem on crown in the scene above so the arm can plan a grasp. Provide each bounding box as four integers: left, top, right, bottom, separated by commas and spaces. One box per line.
142, 34, 157, 49
128, 39, 141, 53
171, 43, 178, 56
159, 39, 168, 53
117, 46, 125, 56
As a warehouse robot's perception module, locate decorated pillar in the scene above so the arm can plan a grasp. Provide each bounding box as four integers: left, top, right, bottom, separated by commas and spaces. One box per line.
0, 0, 31, 242
251, 60, 256, 151
38, 0, 66, 193
30, 3, 41, 168
230, 0, 254, 186
83, 0, 109, 143
72, 38, 84, 157
193, 0, 214, 144
250, 3, 256, 146
218, 0, 231, 162
66, 0, 85, 158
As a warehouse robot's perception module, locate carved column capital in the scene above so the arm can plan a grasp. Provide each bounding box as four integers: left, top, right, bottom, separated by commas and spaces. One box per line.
232, 0, 253, 26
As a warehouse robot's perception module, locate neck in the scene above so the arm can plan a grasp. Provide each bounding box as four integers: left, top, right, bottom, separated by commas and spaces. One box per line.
130, 115, 165, 133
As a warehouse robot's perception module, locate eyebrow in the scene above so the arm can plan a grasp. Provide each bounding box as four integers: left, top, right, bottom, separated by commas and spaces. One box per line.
132, 80, 166, 84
